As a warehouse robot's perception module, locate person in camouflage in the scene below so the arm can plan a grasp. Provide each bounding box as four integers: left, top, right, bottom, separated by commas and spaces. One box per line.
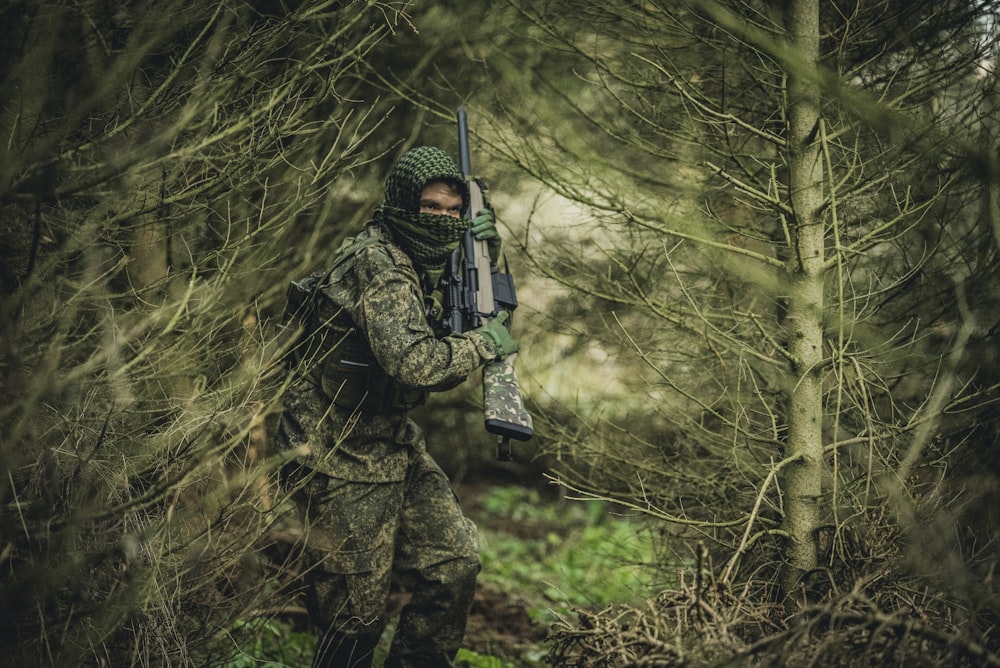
275, 146, 518, 668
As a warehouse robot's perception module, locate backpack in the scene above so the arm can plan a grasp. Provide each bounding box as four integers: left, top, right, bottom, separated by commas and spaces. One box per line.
278, 269, 336, 371
278, 229, 388, 367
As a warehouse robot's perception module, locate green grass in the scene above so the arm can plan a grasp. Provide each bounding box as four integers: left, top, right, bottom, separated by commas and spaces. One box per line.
474, 486, 657, 626
217, 617, 316, 667
456, 647, 522, 667
218, 485, 658, 666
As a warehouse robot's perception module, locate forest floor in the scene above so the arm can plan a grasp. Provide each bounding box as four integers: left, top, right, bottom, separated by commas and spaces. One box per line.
388, 574, 549, 665
232, 482, 659, 667
444, 482, 560, 665
449, 481, 658, 666
232, 477, 999, 667
464, 583, 549, 662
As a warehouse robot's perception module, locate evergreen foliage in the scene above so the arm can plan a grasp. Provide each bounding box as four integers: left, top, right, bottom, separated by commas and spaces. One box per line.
3, 0, 999, 665
1, 1, 404, 663
381, 0, 1000, 663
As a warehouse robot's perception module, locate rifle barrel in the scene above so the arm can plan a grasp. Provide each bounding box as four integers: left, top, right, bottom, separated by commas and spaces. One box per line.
456, 106, 472, 181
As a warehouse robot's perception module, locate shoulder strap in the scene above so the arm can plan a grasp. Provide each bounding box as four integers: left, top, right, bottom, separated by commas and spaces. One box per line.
291, 227, 385, 310
286, 226, 386, 319
328, 226, 385, 274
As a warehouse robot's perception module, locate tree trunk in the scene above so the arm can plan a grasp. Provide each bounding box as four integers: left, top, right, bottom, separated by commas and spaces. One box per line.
781, 0, 825, 602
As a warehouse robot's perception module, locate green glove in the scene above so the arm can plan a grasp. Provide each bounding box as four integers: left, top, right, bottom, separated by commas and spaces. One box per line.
470, 208, 498, 240
476, 310, 519, 358
470, 207, 502, 264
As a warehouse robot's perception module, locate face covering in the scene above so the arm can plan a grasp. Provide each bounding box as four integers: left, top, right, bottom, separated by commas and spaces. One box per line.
378, 146, 470, 270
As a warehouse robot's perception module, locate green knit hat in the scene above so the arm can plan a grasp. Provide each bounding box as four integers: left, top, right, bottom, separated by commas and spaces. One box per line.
379, 147, 470, 270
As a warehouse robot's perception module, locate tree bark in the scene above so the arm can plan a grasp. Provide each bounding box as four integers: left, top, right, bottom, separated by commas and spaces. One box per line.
780, 0, 825, 602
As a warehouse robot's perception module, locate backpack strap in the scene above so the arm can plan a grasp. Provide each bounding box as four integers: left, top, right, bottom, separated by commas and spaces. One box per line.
326, 226, 386, 278
285, 226, 386, 324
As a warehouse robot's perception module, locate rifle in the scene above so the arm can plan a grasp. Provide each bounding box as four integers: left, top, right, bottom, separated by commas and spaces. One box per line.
443, 106, 533, 460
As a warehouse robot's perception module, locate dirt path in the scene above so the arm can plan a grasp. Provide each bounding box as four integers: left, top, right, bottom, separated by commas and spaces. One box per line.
464, 582, 549, 660
455, 481, 554, 662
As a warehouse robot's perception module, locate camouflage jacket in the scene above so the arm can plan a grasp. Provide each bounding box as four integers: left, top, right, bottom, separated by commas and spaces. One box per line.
276, 224, 499, 482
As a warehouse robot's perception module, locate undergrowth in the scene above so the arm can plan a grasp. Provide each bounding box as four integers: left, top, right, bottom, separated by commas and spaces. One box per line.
473, 485, 658, 625
216, 484, 658, 666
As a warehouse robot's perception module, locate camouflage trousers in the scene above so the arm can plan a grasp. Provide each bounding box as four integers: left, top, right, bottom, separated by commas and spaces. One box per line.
286, 450, 481, 668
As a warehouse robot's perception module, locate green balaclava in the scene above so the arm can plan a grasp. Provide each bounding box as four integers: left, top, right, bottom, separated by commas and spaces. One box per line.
378, 146, 470, 272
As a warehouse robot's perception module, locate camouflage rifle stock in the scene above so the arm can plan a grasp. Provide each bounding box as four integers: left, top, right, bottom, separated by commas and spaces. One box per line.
444, 106, 533, 460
